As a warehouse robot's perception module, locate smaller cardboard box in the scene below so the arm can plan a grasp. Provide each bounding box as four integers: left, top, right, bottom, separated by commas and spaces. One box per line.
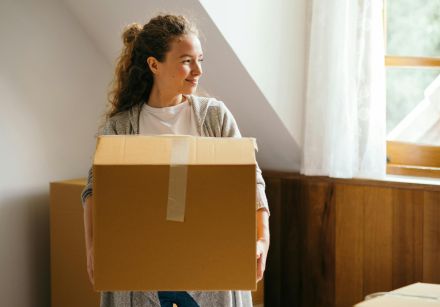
355, 283, 440, 306
93, 135, 257, 291
50, 179, 100, 307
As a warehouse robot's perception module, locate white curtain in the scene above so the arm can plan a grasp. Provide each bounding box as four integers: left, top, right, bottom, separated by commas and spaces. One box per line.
301, 0, 386, 179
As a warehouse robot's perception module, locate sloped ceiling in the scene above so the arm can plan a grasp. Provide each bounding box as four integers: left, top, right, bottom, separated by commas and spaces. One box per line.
62, 0, 300, 171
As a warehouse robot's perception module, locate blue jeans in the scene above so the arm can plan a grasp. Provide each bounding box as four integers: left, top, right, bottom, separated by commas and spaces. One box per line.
157, 291, 199, 307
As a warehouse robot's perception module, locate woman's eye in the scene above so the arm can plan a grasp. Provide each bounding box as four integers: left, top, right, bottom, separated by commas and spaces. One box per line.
198, 58, 204, 62
183, 59, 191, 64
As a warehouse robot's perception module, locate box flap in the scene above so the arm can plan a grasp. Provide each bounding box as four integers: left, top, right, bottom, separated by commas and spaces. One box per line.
355, 283, 440, 306
356, 295, 440, 306
93, 135, 256, 165
391, 283, 440, 300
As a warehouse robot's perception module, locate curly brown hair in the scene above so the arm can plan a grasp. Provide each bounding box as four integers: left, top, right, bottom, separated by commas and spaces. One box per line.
106, 14, 198, 119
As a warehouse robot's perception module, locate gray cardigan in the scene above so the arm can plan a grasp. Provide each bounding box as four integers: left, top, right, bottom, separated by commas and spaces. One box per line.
81, 95, 269, 214
81, 95, 269, 307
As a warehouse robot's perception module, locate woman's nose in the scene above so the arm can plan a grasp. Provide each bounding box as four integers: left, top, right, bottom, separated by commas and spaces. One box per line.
192, 62, 202, 76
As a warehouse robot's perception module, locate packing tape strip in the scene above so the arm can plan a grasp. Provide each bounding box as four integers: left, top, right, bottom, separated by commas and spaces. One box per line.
166, 137, 191, 222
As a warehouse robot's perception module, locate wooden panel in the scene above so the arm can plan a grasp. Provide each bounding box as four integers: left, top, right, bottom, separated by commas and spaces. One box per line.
300, 180, 334, 307
281, 178, 301, 306
363, 187, 393, 296
392, 189, 424, 288
335, 184, 365, 307
423, 191, 440, 283
264, 177, 282, 307
264, 170, 440, 192
263, 172, 440, 307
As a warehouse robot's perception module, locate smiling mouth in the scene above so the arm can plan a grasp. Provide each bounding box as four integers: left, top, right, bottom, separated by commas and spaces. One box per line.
186, 79, 198, 85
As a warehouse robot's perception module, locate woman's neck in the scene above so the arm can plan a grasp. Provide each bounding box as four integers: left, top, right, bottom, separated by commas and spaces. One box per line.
147, 86, 186, 108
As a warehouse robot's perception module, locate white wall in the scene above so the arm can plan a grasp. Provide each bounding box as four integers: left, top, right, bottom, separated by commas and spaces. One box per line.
199, 0, 307, 146
0, 0, 111, 305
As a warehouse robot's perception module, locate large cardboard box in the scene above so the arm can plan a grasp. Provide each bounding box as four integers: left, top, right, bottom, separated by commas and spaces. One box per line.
93, 135, 257, 291
355, 283, 440, 306
50, 179, 100, 307
50, 178, 263, 305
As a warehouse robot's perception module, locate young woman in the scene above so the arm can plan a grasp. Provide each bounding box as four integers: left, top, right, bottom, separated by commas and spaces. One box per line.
81, 14, 270, 307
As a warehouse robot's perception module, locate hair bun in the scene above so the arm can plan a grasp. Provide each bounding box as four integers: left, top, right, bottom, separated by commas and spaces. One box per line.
122, 23, 142, 46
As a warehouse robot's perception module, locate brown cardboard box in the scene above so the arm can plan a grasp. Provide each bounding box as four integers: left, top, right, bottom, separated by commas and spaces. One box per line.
355, 283, 440, 306
50, 179, 100, 307
93, 135, 257, 291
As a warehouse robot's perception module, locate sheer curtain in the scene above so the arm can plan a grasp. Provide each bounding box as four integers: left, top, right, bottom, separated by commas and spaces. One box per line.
301, 0, 386, 179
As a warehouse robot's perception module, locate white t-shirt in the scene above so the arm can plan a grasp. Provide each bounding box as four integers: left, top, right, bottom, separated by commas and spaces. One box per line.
139, 98, 200, 136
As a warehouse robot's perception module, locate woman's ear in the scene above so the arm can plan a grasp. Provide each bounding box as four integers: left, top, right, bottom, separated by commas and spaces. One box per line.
147, 56, 159, 75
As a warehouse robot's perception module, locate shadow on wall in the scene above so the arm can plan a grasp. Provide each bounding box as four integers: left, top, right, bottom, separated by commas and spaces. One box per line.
0, 193, 50, 307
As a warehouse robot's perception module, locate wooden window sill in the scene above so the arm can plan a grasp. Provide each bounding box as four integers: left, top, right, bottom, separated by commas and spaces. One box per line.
387, 163, 440, 179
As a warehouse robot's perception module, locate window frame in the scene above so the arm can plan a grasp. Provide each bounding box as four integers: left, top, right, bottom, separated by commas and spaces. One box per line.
384, 0, 440, 178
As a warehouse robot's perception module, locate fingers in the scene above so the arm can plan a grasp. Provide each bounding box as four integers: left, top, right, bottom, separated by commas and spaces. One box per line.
256, 249, 264, 282
256, 242, 266, 282
256, 239, 269, 282
87, 251, 95, 286
88, 263, 94, 286
91, 254, 94, 285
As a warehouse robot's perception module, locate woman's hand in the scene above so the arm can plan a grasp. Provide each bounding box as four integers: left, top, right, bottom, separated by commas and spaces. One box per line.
256, 238, 269, 282
256, 208, 270, 282
86, 245, 95, 286
84, 196, 95, 287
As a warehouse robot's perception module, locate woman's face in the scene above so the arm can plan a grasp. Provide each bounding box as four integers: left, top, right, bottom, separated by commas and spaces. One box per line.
154, 34, 203, 96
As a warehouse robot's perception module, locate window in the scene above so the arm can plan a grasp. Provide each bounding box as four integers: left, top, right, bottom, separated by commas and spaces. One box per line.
385, 0, 440, 178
